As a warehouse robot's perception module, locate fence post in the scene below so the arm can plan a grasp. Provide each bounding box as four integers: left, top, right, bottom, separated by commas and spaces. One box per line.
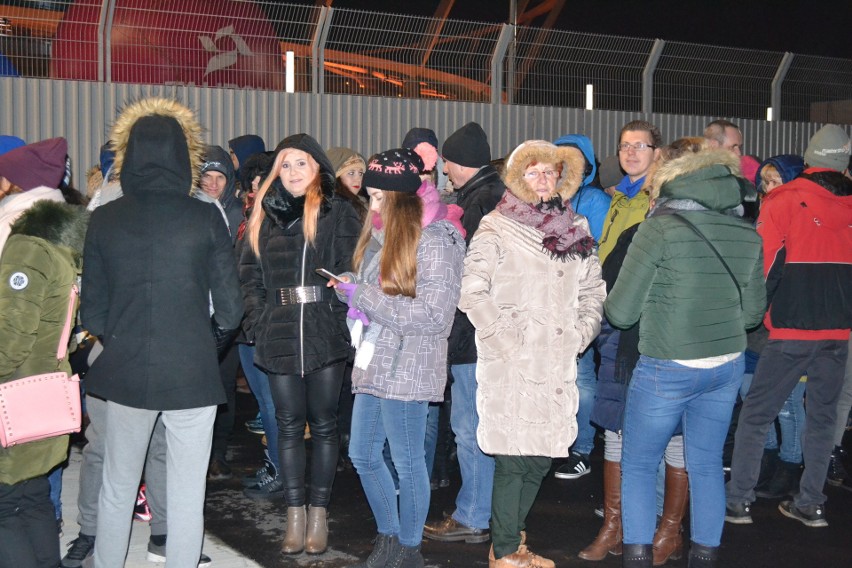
491, 24, 513, 106
312, 6, 333, 95
642, 39, 665, 114
102, 0, 117, 83
771, 52, 794, 122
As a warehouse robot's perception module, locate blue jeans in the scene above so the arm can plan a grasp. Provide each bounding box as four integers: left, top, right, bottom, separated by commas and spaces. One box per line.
622, 355, 743, 548
450, 363, 494, 530
47, 466, 62, 520
573, 348, 597, 455
740, 372, 805, 464
239, 344, 280, 471
425, 403, 440, 478
349, 394, 430, 547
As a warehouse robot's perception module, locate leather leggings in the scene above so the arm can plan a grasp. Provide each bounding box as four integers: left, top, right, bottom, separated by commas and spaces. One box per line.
268, 363, 345, 507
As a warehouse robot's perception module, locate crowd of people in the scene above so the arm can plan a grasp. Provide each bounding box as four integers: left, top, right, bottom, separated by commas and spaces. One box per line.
0, 99, 850, 568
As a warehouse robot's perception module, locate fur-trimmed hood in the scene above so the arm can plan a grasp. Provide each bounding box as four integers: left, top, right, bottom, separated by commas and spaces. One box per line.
109, 97, 205, 197
9, 199, 89, 261
553, 133, 597, 187
504, 140, 585, 204
651, 148, 747, 211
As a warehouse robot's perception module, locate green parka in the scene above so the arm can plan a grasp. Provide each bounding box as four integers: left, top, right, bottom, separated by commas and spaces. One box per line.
604, 149, 766, 360
0, 200, 87, 484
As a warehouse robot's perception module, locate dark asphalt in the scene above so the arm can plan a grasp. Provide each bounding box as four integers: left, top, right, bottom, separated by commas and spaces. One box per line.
204, 392, 852, 567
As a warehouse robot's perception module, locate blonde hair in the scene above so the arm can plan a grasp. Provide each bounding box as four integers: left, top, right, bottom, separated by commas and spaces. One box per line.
759, 164, 780, 188
645, 137, 707, 200
353, 191, 422, 298
246, 149, 324, 258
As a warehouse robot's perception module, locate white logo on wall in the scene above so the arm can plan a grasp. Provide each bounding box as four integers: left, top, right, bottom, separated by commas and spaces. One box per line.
9, 272, 28, 290
198, 26, 255, 78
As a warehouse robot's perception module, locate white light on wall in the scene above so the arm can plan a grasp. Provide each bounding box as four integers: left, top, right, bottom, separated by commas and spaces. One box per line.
766, 107, 773, 122
585, 84, 594, 110
285, 51, 295, 94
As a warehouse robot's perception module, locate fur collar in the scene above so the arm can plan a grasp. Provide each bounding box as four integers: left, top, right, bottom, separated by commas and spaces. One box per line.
109, 97, 205, 192
9, 200, 89, 260
648, 148, 741, 200
261, 178, 333, 229
504, 141, 585, 204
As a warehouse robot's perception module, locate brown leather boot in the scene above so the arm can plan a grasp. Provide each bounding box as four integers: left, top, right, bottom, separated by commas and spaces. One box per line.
492, 545, 555, 568
305, 506, 328, 554
282, 506, 306, 554
653, 465, 688, 566
578, 459, 622, 560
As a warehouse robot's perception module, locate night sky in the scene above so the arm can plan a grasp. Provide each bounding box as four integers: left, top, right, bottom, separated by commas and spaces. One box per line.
315, 0, 852, 60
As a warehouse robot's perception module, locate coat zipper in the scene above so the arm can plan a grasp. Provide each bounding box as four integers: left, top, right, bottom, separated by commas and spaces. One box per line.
388, 335, 404, 376
299, 240, 307, 377
600, 207, 619, 248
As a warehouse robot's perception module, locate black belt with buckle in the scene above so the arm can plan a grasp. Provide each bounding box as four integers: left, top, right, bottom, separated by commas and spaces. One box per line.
275, 285, 331, 306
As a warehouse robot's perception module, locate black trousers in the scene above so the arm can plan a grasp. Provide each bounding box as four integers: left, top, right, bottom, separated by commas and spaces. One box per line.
269, 363, 345, 507
0, 476, 59, 568
211, 343, 241, 461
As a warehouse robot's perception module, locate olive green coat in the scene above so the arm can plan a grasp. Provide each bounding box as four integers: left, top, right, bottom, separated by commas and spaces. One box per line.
0, 201, 87, 484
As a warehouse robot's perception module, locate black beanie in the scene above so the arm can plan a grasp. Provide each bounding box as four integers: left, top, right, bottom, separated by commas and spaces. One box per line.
363, 148, 424, 193
442, 122, 491, 168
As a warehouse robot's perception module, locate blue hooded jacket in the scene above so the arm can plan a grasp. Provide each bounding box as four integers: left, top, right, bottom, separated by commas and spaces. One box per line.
755, 154, 805, 193
554, 134, 612, 241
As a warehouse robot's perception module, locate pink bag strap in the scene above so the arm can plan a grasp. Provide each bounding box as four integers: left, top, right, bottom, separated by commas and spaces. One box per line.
56, 284, 79, 362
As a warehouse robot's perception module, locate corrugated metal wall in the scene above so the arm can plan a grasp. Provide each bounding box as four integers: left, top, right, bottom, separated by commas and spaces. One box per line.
1, 78, 849, 185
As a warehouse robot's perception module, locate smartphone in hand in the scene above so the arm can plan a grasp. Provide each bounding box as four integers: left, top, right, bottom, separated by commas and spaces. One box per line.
315, 268, 343, 281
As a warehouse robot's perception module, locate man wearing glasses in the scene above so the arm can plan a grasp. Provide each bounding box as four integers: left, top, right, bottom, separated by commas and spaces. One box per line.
597, 120, 662, 263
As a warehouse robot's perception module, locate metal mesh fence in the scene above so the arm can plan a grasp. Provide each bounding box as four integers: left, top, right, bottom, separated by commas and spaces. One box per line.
781, 54, 852, 123
324, 8, 500, 102
506, 27, 652, 110
653, 41, 783, 120
0, 1, 850, 123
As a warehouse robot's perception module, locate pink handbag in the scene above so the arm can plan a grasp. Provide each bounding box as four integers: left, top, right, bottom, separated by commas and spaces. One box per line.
0, 372, 81, 447
0, 284, 82, 448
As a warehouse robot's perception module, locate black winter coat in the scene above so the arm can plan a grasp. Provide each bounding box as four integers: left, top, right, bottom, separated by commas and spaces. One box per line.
240, 184, 361, 376
82, 111, 243, 411
447, 165, 505, 365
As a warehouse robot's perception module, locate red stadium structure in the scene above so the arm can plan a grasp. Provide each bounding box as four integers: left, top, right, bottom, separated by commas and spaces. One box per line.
51, 0, 284, 90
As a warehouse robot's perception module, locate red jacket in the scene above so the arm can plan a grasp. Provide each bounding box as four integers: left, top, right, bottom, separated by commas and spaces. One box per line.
756, 168, 852, 340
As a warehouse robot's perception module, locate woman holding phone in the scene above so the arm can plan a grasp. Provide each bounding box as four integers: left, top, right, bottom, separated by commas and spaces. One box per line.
241, 134, 361, 555
334, 148, 466, 567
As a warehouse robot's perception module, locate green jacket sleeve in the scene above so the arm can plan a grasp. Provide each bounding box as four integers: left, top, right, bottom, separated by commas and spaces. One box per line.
742, 248, 767, 330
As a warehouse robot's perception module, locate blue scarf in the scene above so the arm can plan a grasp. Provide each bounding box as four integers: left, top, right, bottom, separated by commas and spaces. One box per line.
615, 175, 646, 199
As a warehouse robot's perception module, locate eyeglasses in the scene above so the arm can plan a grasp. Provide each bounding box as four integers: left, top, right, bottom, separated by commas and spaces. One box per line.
618, 142, 656, 153
523, 169, 559, 180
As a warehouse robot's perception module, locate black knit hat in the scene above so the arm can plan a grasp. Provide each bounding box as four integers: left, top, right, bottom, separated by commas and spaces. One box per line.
363, 148, 424, 193
442, 122, 491, 168
402, 127, 438, 152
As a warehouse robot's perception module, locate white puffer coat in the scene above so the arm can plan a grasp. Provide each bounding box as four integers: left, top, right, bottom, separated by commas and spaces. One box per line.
459, 141, 606, 457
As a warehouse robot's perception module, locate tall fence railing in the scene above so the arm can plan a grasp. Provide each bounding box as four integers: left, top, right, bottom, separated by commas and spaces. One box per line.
2, 1, 851, 123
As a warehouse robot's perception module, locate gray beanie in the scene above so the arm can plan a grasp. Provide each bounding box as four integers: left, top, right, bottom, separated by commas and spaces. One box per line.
804, 124, 851, 171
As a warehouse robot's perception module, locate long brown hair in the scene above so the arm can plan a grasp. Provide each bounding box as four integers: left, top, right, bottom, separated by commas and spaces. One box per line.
353, 190, 422, 298
246, 148, 324, 258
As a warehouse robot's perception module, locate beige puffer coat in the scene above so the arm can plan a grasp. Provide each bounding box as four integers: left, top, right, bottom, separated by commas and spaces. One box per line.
459, 141, 606, 458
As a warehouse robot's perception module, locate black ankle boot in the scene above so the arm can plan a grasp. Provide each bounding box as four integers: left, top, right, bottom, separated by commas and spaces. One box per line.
688, 543, 718, 567
386, 543, 424, 568
622, 543, 653, 567
351, 533, 398, 568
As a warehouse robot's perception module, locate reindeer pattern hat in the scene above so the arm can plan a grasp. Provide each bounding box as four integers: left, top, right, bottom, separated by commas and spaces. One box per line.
362, 148, 424, 193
